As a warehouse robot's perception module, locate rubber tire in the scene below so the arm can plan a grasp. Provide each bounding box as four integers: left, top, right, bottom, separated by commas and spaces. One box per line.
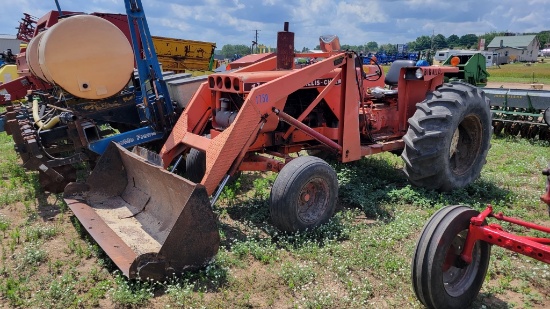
185, 148, 206, 183
270, 156, 338, 232
185, 145, 241, 184
412, 205, 491, 309
401, 82, 492, 191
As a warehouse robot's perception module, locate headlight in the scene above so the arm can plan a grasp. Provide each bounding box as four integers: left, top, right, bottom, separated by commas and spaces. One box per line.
415, 68, 424, 79
544, 107, 550, 126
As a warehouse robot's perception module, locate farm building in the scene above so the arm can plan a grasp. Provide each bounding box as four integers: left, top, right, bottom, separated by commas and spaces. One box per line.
0, 34, 22, 54
487, 35, 539, 64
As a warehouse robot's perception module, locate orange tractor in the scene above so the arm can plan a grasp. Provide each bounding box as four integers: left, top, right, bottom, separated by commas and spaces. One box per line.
64, 23, 492, 280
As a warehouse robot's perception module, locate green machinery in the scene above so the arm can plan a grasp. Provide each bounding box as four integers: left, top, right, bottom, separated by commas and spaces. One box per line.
443, 53, 489, 87
441, 53, 550, 140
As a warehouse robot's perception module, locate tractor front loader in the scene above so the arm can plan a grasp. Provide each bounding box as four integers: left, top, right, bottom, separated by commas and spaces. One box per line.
65, 22, 493, 280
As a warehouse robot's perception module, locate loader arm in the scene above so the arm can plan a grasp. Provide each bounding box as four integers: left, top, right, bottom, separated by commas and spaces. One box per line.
160, 52, 358, 195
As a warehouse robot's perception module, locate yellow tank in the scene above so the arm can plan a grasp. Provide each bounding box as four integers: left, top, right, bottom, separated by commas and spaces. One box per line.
28, 15, 134, 100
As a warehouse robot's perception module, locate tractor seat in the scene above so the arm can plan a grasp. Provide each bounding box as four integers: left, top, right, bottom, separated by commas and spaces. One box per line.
385, 60, 416, 86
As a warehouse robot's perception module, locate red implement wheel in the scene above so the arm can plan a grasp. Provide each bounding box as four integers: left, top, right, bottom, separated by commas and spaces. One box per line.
412, 205, 491, 309
270, 156, 338, 232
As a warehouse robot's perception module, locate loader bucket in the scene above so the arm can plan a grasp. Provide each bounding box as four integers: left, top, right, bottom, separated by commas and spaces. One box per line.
63, 142, 220, 281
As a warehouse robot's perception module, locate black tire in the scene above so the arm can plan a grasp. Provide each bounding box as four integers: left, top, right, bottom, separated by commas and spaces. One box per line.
401, 82, 492, 191
270, 156, 338, 232
185, 144, 241, 184
412, 205, 491, 309
185, 148, 206, 183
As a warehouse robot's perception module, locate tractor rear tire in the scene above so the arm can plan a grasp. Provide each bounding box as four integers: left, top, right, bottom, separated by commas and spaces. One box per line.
401, 82, 491, 191
411, 205, 491, 309
270, 156, 338, 232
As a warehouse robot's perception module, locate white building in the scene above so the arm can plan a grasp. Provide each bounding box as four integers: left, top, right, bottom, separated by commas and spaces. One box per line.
487, 35, 539, 64
0, 34, 22, 54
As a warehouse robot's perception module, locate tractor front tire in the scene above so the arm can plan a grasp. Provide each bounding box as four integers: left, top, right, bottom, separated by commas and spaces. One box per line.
185, 148, 206, 183
401, 82, 491, 191
270, 156, 338, 232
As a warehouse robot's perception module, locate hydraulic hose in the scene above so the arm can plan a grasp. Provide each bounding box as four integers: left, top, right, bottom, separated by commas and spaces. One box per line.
32, 98, 60, 130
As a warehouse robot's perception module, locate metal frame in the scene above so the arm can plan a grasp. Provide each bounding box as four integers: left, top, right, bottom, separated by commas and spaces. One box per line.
460, 174, 550, 265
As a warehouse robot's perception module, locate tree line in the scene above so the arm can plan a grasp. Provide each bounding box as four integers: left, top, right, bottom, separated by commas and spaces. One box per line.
217, 30, 550, 58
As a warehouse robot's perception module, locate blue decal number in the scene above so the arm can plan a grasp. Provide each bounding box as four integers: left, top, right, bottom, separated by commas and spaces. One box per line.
256, 94, 269, 104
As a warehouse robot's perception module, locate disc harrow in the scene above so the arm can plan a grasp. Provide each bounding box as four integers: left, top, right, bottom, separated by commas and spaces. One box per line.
485, 88, 550, 140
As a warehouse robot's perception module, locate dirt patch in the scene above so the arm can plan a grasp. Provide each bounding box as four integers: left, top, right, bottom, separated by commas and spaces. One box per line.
486, 81, 548, 90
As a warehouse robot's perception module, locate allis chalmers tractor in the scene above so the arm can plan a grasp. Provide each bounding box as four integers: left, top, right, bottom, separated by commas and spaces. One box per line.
62, 6, 492, 280
412, 161, 550, 309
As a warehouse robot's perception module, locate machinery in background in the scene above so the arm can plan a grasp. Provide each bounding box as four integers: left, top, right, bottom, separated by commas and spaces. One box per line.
440, 53, 550, 140
64, 21, 493, 280
1, 5, 212, 192
152, 36, 216, 74
0, 10, 216, 105
4, 4, 179, 193
412, 158, 550, 309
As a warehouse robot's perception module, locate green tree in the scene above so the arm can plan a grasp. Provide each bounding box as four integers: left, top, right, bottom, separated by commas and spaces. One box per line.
221, 44, 251, 58
446, 34, 460, 48
366, 41, 379, 52
459, 34, 478, 49
536, 31, 550, 49
432, 34, 447, 49
414, 35, 432, 50
379, 43, 397, 54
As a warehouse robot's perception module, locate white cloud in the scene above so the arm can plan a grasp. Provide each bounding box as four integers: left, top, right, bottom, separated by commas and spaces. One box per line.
0, 0, 547, 49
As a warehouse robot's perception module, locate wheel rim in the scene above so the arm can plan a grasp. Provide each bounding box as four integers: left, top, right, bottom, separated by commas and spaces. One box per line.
450, 114, 483, 176
449, 128, 460, 158
297, 177, 330, 224
442, 230, 481, 297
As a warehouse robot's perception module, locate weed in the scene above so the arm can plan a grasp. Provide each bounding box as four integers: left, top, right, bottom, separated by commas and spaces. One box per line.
1, 276, 30, 307
18, 242, 48, 268
34, 272, 78, 308
165, 280, 197, 307
0, 214, 10, 238
279, 261, 316, 289
24, 224, 59, 242
232, 238, 279, 264
109, 272, 155, 307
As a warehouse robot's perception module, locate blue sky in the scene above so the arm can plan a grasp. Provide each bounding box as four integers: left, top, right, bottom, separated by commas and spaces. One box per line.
1, 0, 548, 49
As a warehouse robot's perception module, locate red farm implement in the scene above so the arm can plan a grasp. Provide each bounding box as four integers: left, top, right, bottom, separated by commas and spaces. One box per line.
412, 163, 550, 309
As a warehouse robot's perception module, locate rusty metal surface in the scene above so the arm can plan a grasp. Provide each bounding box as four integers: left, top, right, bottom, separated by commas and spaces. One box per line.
276, 25, 294, 70
64, 142, 220, 280
65, 196, 137, 278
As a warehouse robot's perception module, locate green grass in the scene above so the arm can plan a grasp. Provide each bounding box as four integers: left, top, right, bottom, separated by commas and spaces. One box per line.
0, 131, 549, 307
486, 60, 550, 84
2, 60, 548, 308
